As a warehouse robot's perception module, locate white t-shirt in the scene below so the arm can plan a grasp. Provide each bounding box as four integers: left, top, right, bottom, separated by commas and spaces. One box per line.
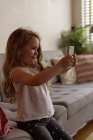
11, 67, 54, 122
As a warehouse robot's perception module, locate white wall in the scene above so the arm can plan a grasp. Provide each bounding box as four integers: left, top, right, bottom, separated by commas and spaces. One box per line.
0, 0, 72, 53
71, 0, 82, 26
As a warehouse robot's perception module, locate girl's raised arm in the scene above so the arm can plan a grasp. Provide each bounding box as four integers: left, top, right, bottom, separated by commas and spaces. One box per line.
11, 55, 76, 86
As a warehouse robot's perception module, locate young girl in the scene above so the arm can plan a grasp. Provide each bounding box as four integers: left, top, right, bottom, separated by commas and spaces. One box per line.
3, 28, 76, 140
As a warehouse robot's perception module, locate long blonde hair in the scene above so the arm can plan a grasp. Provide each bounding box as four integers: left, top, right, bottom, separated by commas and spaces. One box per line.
3, 27, 43, 103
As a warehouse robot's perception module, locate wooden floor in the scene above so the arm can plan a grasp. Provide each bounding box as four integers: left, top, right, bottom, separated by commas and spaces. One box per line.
73, 120, 93, 140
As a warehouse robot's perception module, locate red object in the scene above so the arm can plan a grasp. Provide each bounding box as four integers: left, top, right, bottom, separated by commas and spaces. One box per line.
0, 107, 13, 136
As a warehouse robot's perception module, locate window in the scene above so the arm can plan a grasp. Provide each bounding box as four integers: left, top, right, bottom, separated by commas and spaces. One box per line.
82, 0, 93, 45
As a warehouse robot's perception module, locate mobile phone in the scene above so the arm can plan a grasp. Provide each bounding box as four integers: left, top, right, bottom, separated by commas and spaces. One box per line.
68, 46, 74, 55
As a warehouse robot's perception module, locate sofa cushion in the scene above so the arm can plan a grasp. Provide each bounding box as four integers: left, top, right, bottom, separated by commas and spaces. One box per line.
49, 82, 93, 118
43, 50, 64, 65
3, 128, 33, 140
8, 120, 17, 127
76, 55, 93, 83
3, 108, 16, 122
0, 102, 17, 111
43, 50, 64, 84
53, 105, 67, 125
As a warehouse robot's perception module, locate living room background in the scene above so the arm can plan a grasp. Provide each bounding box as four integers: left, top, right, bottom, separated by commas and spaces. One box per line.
0, 0, 82, 53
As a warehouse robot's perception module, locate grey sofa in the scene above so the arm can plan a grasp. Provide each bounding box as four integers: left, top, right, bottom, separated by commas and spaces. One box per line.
1, 50, 93, 140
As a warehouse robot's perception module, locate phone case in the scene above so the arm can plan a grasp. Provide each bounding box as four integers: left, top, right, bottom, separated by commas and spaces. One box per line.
68, 46, 74, 55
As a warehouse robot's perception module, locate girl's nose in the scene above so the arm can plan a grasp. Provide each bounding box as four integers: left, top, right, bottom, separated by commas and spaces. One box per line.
34, 50, 38, 55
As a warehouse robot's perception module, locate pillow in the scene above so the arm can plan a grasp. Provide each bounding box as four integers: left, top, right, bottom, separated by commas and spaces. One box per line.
76, 55, 93, 83
60, 67, 77, 84
52, 57, 77, 84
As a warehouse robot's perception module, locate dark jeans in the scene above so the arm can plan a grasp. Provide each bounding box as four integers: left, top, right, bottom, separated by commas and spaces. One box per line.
17, 117, 73, 140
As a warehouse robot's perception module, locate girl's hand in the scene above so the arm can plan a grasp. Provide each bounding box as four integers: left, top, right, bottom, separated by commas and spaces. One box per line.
72, 53, 78, 65
56, 54, 77, 73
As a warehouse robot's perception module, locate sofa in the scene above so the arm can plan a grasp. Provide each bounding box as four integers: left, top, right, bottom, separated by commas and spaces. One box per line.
1, 50, 93, 140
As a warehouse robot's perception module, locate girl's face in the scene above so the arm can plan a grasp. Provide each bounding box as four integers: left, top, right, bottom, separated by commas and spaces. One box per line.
20, 37, 40, 66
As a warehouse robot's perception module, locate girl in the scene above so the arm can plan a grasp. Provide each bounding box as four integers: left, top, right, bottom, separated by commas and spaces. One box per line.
3, 28, 76, 140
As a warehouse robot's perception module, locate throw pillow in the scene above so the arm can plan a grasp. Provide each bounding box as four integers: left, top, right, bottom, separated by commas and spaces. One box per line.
76, 55, 93, 83
52, 57, 77, 84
